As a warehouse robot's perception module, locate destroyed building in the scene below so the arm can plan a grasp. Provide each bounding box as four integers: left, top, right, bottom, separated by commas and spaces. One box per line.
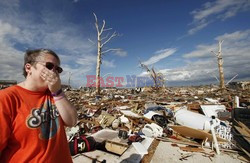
1, 82, 249, 162
229, 81, 250, 90
63, 84, 250, 163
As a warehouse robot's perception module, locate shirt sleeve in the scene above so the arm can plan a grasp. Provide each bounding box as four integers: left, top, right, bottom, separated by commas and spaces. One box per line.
0, 92, 13, 152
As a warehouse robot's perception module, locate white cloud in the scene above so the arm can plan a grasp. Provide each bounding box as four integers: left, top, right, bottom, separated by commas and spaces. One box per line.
112, 49, 127, 57
142, 48, 176, 66
215, 29, 250, 42
184, 29, 250, 58
183, 44, 215, 58
138, 71, 150, 77
157, 29, 250, 85
0, 9, 97, 88
0, 3, 126, 87
188, 0, 250, 35
102, 59, 116, 68
188, 21, 210, 35
75, 55, 96, 66
0, 21, 24, 81
0, 20, 19, 36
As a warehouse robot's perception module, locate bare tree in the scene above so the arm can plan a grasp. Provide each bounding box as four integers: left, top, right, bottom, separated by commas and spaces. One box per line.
211, 40, 225, 90
93, 13, 120, 95
139, 62, 165, 89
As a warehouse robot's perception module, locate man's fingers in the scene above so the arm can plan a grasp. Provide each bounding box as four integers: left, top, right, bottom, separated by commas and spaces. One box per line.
40, 69, 58, 83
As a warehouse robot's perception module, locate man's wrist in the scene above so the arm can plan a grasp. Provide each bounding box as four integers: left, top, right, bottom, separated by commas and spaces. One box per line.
52, 88, 63, 97
54, 93, 65, 101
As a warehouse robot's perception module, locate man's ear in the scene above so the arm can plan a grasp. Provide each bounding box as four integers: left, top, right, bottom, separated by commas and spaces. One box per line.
25, 63, 32, 75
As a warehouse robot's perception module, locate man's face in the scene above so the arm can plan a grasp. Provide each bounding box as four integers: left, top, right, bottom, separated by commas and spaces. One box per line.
27, 53, 61, 88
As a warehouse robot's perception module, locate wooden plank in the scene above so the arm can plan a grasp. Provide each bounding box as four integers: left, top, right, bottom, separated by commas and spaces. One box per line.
156, 137, 243, 154
237, 120, 250, 135
105, 140, 129, 155
156, 137, 201, 147
141, 139, 160, 163
180, 146, 205, 153
234, 126, 250, 144
237, 145, 250, 158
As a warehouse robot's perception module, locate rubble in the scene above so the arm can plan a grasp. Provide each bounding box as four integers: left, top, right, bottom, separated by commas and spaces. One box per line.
0, 80, 17, 89
61, 84, 250, 162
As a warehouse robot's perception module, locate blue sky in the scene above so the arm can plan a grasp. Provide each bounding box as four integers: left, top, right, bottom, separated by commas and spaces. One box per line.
0, 0, 250, 87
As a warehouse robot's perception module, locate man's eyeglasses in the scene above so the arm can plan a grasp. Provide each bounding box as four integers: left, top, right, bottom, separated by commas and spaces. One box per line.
33, 61, 63, 73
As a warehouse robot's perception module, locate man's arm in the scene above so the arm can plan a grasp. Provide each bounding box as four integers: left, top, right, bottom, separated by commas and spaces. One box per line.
40, 68, 78, 127
53, 92, 78, 127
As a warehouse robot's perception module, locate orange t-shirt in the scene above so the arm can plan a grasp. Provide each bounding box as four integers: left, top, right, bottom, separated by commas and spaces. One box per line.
0, 85, 72, 163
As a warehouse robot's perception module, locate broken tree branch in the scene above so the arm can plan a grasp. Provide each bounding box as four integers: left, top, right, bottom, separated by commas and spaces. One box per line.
103, 28, 112, 32
102, 48, 122, 54
100, 20, 105, 35
101, 31, 117, 48
88, 38, 95, 45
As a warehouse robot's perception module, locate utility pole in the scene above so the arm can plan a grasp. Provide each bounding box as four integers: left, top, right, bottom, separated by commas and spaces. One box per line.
68, 72, 73, 88
212, 40, 225, 90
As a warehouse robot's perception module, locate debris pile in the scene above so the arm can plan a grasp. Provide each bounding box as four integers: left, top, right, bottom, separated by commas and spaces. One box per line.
65, 85, 250, 162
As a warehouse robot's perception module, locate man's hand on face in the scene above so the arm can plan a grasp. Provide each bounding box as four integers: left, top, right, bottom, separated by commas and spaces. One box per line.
40, 67, 61, 93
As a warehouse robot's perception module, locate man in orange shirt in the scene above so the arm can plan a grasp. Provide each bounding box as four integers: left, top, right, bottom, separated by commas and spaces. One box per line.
0, 49, 77, 162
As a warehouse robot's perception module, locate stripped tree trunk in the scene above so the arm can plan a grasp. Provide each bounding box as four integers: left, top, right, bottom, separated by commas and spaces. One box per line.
212, 40, 225, 90
96, 33, 101, 95
217, 40, 225, 90
94, 13, 101, 95
93, 13, 120, 95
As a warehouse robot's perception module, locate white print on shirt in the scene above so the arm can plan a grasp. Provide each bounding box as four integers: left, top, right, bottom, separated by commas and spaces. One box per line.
26, 100, 60, 139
